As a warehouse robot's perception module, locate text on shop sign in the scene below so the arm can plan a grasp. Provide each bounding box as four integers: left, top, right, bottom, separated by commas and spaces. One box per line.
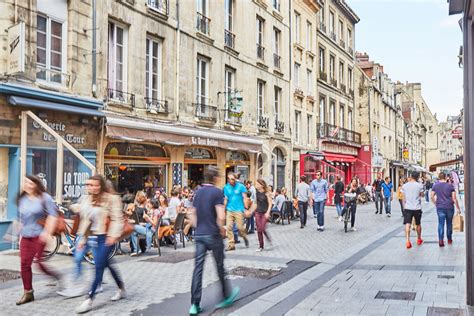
63, 172, 90, 199
33, 120, 86, 145
191, 137, 219, 147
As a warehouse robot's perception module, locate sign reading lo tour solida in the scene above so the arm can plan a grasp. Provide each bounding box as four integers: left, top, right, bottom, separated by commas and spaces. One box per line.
63, 172, 90, 199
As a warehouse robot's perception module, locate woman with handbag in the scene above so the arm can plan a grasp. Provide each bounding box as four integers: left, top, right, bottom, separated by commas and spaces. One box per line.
75, 175, 126, 314
253, 179, 273, 252
342, 178, 361, 232
16, 175, 62, 305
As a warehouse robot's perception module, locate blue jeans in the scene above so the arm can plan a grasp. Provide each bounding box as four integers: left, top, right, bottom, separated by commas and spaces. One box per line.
335, 203, 343, 216
425, 190, 430, 202
89, 235, 124, 299
437, 208, 455, 241
246, 215, 255, 233
131, 224, 153, 254
313, 200, 326, 227
384, 197, 391, 214
73, 235, 98, 281
191, 235, 230, 305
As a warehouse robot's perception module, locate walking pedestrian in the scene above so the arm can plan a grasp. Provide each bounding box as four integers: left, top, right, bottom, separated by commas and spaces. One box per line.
373, 174, 384, 214
396, 178, 406, 217
424, 178, 432, 203
189, 166, 240, 315
223, 172, 249, 251
334, 176, 344, 221
430, 172, 461, 247
295, 176, 310, 229
401, 171, 424, 249
253, 179, 273, 252
310, 171, 329, 232
245, 180, 256, 234
16, 175, 62, 305
341, 178, 361, 231
381, 177, 393, 217
76, 175, 126, 314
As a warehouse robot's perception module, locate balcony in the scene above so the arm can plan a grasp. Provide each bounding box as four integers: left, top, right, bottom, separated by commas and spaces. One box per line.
294, 88, 304, 98
107, 88, 135, 108
319, 71, 327, 81
224, 109, 243, 126
340, 84, 347, 93
330, 78, 338, 88
147, 0, 168, 16
194, 103, 217, 122
348, 47, 354, 56
257, 115, 269, 130
339, 40, 345, 48
275, 119, 285, 134
144, 97, 170, 114
196, 12, 210, 35
349, 88, 354, 97
317, 123, 361, 145
257, 44, 265, 61
224, 30, 235, 49
273, 53, 281, 69
330, 31, 336, 41
318, 22, 326, 33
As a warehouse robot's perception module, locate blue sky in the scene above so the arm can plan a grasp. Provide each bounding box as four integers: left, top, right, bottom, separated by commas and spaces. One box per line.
347, 0, 463, 121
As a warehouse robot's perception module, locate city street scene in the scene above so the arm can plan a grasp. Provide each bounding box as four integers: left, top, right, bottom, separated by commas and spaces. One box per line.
0, 0, 470, 315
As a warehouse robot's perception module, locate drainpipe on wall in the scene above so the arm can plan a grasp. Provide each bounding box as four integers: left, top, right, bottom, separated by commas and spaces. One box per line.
175, 0, 181, 119
92, 0, 97, 97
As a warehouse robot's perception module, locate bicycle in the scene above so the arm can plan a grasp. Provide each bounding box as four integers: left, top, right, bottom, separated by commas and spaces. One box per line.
39, 205, 118, 264
342, 193, 357, 233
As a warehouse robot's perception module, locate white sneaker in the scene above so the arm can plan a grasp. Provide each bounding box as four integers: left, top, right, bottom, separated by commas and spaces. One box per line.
76, 298, 93, 314
351, 227, 358, 232
338, 216, 343, 222
255, 247, 263, 252
111, 289, 127, 301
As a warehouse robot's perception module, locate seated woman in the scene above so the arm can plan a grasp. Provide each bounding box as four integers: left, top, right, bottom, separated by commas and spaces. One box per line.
157, 193, 172, 240
143, 198, 162, 238
129, 191, 150, 256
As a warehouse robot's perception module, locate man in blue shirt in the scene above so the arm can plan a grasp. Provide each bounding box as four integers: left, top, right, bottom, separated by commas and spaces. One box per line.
310, 171, 329, 231
189, 166, 240, 315
224, 172, 249, 251
381, 177, 393, 217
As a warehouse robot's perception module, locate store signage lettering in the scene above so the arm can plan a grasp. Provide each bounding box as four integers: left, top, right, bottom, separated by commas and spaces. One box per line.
322, 143, 358, 156
63, 172, 90, 199
33, 120, 86, 144
191, 137, 219, 147
7, 22, 25, 74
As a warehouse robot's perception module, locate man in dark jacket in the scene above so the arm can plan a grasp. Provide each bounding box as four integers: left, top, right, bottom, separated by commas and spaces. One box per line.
334, 176, 344, 221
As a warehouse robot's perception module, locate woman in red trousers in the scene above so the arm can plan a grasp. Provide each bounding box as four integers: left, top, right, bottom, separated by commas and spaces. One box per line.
253, 179, 273, 252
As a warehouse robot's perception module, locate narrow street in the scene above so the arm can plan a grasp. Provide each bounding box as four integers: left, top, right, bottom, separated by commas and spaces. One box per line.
0, 201, 465, 315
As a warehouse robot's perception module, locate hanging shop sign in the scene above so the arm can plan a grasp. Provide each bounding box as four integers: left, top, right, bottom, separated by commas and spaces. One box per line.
321, 143, 358, 156
7, 22, 25, 74
403, 147, 409, 160
452, 125, 463, 139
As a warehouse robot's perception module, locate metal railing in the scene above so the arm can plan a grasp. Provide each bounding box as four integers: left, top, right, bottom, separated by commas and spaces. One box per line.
144, 97, 170, 114
36, 66, 71, 86
330, 31, 336, 41
257, 44, 265, 61
273, 53, 281, 68
318, 22, 326, 33
107, 88, 135, 107
340, 39, 345, 48
147, 0, 169, 15
317, 122, 361, 144
319, 71, 327, 81
224, 30, 235, 48
257, 115, 269, 130
275, 119, 285, 134
330, 78, 338, 87
340, 83, 347, 93
225, 109, 243, 125
349, 88, 354, 97
194, 103, 217, 121
348, 47, 354, 56
196, 12, 210, 35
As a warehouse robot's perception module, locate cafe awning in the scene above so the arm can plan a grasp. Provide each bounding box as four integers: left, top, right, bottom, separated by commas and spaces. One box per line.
106, 115, 263, 153
324, 152, 357, 163
8, 96, 105, 117
429, 156, 463, 172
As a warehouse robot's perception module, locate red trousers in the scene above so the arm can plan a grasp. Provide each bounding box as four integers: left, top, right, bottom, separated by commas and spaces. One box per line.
255, 212, 271, 248
20, 237, 59, 291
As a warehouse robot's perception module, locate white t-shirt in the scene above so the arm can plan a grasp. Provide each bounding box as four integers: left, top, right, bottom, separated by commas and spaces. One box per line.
168, 197, 181, 220
402, 181, 424, 210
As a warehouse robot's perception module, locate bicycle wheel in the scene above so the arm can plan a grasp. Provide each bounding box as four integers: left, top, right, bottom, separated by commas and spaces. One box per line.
37, 234, 60, 261
344, 208, 350, 233
83, 242, 119, 265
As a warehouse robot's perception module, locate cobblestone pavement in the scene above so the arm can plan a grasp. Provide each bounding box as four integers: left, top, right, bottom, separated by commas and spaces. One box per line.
0, 200, 467, 315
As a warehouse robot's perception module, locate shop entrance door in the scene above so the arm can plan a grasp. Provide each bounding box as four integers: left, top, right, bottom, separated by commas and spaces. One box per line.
188, 164, 205, 188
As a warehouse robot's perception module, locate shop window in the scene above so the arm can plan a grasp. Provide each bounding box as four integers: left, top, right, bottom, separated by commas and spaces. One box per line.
105, 164, 167, 197
272, 147, 286, 190
185, 148, 214, 159
226, 151, 248, 162
105, 142, 167, 158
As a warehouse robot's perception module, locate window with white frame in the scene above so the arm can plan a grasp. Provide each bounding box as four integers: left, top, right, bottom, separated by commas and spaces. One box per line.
197, 0, 207, 15
147, 0, 168, 14
225, 0, 233, 31
272, 0, 280, 11
294, 63, 300, 88
108, 22, 128, 96
319, 6, 325, 24
257, 17, 264, 46
273, 27, 281, 55
224, 67, 235, 118
338, 20, 344, 41
295, 11, 301, 44
339, 61, 344, 87
307, 114, 312, 144
274, 86, 281, 120
339, 105, 345, 128
329, 55, 335, 81
295, 111, 301, 144
348, 68, 353, 90
257, 80, 265, 119
319, 96, 326, 124
329, 101, 335, 125
347, 28, 352, 48
36, 14, 65, 84
145, 38, 162, 103
319, 47, 325, 73
196, 57, 209, 109
329, 11, 335, 35
307, 69, 313, 95
306, 21, 312, 49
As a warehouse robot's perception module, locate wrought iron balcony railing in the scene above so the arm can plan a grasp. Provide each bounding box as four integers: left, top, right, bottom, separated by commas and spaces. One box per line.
194, 103, 217, 121
275, 119, 285, 134
257, 44, 265, 61
196, 12, 210, 35
318, 22, 326, 33
224, 30, 235, 49
107, 88, 135, 107
339, 40, 345, 48
144, 97, 170, 114
319, 71, 327, 81
317, 122, 361, 145
224, 109, 243, 126
273, 53, 281, 69
257, 115, 269, 130
348, 47, 354, 56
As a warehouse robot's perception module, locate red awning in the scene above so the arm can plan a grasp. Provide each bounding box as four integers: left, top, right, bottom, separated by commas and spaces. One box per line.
324, 153, 357, 163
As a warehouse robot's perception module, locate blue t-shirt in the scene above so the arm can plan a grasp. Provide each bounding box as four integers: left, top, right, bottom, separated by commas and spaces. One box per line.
193, 184, 225, 236
19, 193, 58, 238
310, 179, 329, 202
432, 181, 455, 210
224, 182, 247, 212
381, 182, 393, 198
